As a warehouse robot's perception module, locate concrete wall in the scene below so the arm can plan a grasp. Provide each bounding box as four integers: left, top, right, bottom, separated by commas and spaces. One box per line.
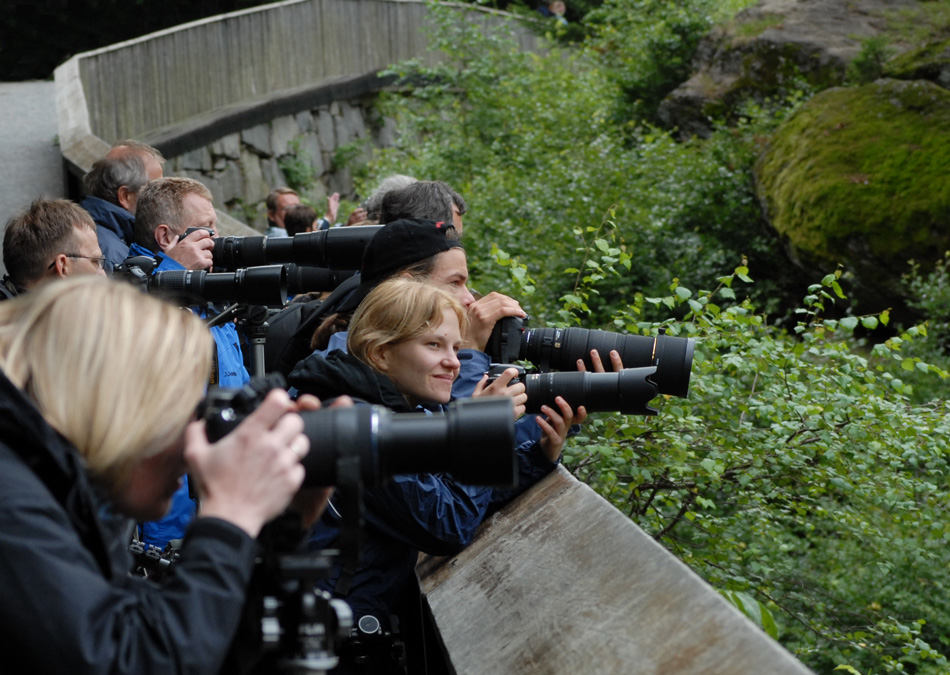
418, 467, 815, 674
54, 0, 540, 231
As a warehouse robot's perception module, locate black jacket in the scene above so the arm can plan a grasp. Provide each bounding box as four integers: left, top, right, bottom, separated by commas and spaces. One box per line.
288, 350, 557, 623
0, 371, 260, 675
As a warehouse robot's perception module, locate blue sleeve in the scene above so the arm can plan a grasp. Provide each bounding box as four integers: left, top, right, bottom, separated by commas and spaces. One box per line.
361, 474, 494, 556
211, 323, 250, 388
489, 438, 559, 508
452, 349, 490, 399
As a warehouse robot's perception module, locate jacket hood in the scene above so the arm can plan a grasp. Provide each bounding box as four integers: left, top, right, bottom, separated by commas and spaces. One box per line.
288, 349, 415, 412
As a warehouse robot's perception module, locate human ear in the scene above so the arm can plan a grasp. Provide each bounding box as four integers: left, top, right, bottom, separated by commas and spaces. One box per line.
368, 344, 390, 373
116, 185, 136, 213
154, 224, 178, 252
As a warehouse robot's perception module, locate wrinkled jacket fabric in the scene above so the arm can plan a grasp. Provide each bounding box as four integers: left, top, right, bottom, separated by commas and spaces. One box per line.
288, 349, 557, 623
82, 195, 136, 273
0, 370, 259, 674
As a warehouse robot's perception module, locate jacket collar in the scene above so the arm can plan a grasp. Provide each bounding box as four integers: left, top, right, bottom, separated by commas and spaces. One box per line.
0, 371, 116, 577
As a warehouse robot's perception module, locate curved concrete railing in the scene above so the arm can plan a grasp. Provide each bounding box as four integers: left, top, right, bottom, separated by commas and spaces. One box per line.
54, 0, 540, 204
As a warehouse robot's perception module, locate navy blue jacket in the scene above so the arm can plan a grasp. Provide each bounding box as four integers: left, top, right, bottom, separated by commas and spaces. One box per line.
288, 349, 557, 623
82, 195, 136, 273
0, 370, 260, 674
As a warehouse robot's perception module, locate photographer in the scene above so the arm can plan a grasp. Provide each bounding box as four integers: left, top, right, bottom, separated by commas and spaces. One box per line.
288, 278, 585, 670
0, 277, 319, 674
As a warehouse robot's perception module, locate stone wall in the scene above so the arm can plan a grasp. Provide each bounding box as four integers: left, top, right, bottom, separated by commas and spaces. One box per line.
168, 93, 394, 230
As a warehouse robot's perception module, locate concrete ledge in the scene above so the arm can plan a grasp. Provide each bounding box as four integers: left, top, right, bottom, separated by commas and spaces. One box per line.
417, 466, 813, 675
140, 71, 397, 160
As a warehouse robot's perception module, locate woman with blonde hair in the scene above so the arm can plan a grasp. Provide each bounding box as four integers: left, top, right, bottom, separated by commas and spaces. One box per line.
0, 277, 317, 673
288, 277, 584, 671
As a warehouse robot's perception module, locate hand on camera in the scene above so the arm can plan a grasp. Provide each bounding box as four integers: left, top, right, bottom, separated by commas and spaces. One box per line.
185, 388, 308, 537
576, 348, 624, 373
537, 396, 587, 463
472, 367, 527, 419
466, 292, 525, 352
168, 228, 215, 271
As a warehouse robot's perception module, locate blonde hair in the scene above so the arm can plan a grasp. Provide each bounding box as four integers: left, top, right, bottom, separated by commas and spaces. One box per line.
348, 278, 467, 372
0, 277, 213, 490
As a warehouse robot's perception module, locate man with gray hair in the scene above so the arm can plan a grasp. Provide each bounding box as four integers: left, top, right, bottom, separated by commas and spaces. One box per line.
379, 180, 466, 233
81, 140, 165, 271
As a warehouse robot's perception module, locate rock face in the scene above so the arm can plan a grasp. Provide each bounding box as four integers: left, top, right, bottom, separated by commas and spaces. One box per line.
754, 79, 950, 312
659, 0, 920, 139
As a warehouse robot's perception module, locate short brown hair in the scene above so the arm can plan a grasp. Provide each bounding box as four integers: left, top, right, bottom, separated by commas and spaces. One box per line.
132, 177, 213, 252
348, 278, 467, 372
284, 203, 317, 236
266, 187, 299, 213
2, 199, 96, 290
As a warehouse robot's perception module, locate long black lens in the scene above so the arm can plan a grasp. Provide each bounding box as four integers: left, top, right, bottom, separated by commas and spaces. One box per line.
285, 264, 358, 295
213, 226, 382, 270
297, 397, 516, 488
523, 368, 659, 416
150, 265, 288, 306
523, 327, 694, 398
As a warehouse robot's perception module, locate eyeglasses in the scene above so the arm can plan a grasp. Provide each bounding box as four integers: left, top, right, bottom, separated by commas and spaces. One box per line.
47, 254, 107, 271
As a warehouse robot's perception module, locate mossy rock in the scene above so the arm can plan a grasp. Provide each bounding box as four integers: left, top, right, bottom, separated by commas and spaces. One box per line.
755, 78, 950, 311
885, 36, 950, 88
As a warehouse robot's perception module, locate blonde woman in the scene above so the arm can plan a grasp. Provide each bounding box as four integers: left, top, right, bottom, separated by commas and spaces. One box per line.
0, 277, 319, 673
288, 278, 585, 671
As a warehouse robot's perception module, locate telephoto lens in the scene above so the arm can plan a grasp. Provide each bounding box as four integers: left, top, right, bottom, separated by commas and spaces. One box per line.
487, 317, 695, 398
284, 264, 358, 296
213, 226, 382, 270
488, 364, 661, 416
150, 265, 288, 306
523, 368, 659, 416
201, 378, 518, 489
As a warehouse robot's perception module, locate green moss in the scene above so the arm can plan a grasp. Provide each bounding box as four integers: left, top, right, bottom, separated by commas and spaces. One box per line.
700, 42, 844, 123
727, 12, 785, 43
756, 79, 950, 293
885, 37, 950, 81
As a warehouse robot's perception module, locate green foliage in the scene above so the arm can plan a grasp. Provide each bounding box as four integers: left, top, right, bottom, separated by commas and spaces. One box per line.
847, 37, 896, 85
365, 3, 950, 672
563, 263, 950, 673
370, 4, 800, 324
754, 79, 950, 313
584, 0, 757, 123
278, 138, 318, 194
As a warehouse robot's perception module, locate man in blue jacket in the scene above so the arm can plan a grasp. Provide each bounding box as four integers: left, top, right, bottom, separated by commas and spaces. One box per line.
81, 140, 164, 273
127, 176, 250, 548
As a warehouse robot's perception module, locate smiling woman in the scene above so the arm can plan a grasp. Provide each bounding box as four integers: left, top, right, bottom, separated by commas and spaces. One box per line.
286, 277, 575, 672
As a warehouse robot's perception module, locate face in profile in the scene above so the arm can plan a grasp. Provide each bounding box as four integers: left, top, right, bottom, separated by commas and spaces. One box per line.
374, 309, 462, 406
428, 248, 475, 307
112, 429, 188, 521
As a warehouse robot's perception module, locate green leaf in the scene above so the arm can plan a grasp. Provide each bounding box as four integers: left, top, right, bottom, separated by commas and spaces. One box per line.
840, 317, 859, 330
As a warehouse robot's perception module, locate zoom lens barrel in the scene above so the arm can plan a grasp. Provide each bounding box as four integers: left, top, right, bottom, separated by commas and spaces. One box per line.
296, 397, 516, 488
213, 226, 382, 270
284, 264, 358, 295
150, 265, 288, 306
523, 368, 659, 416
523, 327, 694, 398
